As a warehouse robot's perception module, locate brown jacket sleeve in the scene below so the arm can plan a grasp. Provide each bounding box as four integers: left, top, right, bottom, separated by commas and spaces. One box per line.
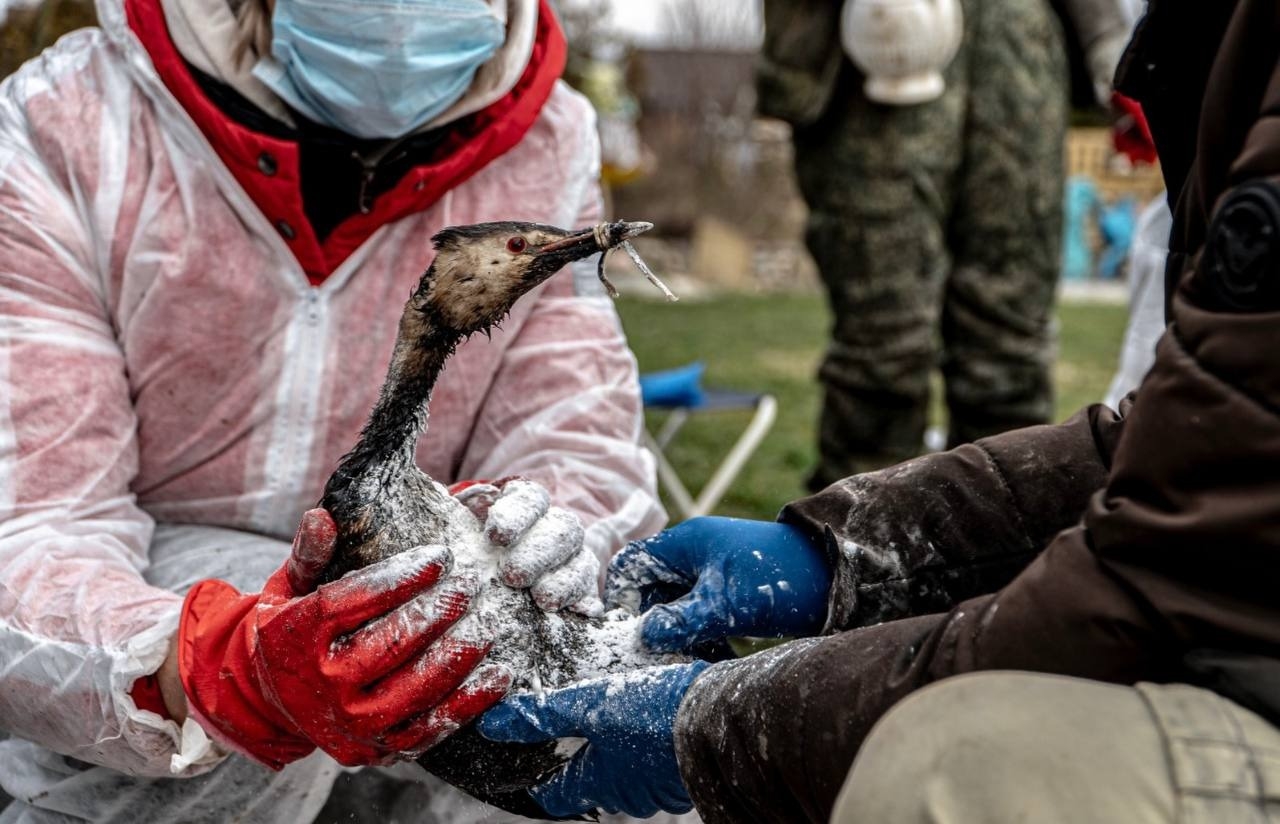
676, 288, 1280, 823
780, 404, 1126, 630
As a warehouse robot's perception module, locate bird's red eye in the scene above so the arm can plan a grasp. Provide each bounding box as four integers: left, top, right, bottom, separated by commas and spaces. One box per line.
506, 236, 527, 253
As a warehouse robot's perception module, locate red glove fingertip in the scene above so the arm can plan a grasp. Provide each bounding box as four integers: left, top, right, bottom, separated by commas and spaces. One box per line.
450, 479, 501, 522
437, 663, 515, 727
312, 546, 452, 629
448, 479, 488, 495
287, 508, 339, 595
384, 663, 515, 758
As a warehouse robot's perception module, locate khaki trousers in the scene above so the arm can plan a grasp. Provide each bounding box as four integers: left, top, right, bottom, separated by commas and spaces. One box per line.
833, 672, 1280, 824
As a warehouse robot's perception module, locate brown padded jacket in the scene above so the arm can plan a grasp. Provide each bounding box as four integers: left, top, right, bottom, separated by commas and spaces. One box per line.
674, 2, 1280, 822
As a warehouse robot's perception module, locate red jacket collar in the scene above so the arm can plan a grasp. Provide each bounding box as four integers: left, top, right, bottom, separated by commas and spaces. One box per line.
125, 0, 567, 284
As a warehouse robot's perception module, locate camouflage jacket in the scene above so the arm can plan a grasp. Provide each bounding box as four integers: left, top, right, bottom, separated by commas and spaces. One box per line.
757, 0, 1138, 125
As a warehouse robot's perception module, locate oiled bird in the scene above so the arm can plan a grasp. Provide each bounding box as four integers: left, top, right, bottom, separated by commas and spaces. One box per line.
316, 220, 675, 818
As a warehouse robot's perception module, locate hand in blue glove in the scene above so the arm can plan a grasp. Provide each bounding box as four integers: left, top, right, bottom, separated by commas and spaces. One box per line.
605, 516, 832, 654
477, 662, 710, 819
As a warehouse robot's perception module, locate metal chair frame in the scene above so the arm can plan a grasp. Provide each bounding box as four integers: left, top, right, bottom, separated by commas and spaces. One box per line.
643, 391, 778, 520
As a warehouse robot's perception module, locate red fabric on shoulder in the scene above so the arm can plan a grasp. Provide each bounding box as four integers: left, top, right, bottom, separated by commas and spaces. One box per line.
124, 0, 567, 284
129, 673, 170, 719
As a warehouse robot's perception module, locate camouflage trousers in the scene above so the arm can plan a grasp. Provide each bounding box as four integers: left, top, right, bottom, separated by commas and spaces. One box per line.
795, 0, 1067, 490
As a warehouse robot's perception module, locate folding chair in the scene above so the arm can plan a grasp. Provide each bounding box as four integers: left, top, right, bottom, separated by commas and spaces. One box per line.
639, 362, 778, 520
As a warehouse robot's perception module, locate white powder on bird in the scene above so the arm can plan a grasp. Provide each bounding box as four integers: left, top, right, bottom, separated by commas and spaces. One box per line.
373, 482, 682, 696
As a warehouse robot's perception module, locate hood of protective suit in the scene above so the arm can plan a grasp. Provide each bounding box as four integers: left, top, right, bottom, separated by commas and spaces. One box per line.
158, 0, 540, 131
117, 0, 563, 280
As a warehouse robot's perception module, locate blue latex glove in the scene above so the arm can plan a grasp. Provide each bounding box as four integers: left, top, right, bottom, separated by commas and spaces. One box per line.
605, 516, 832, 653
477, 662, 710, 819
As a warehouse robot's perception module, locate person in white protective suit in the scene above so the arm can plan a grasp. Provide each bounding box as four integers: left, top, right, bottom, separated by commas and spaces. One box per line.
0, 0, 668, 820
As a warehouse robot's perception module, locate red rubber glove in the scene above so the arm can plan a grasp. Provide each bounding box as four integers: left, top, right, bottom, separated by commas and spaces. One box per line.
177, 508, 512, 769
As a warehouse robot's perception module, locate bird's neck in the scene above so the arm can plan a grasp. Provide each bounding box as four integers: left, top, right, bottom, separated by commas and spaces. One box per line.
332, 315, 458, 485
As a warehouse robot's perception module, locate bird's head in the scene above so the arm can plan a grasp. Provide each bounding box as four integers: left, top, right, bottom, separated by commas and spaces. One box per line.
412, 220, 653, 337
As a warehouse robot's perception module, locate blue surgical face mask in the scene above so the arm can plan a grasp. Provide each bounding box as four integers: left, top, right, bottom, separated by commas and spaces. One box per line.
253, 0, 505, 139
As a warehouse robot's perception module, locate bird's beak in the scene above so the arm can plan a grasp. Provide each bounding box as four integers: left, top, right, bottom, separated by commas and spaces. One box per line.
536, 220, 654, 260
603, 220, 655, 245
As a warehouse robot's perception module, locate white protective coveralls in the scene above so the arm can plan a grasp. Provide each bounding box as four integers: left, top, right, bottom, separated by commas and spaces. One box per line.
0, 0, 666, 817
1103, 194, 1173, 408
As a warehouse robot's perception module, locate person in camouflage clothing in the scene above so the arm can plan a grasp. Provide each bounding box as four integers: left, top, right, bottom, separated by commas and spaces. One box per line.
761, 0, 1135, 489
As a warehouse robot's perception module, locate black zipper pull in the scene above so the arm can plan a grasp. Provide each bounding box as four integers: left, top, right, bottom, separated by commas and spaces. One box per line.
353, 140, 410, 216
353, 150, 377, 215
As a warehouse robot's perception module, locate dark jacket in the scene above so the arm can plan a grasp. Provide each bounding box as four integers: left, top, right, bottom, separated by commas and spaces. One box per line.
676, 2, 1280, 821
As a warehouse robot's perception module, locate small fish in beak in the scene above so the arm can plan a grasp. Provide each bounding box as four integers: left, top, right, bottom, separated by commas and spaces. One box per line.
587, 221, 678, 302
527, 220, 676, 301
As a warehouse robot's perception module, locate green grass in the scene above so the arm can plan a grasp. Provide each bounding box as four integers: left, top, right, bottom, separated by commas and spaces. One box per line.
617, 294, 1129, 521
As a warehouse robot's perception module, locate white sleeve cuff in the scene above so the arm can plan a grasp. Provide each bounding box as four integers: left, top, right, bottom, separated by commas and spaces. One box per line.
169, 717, 229, 774
113, 606, 230, 777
